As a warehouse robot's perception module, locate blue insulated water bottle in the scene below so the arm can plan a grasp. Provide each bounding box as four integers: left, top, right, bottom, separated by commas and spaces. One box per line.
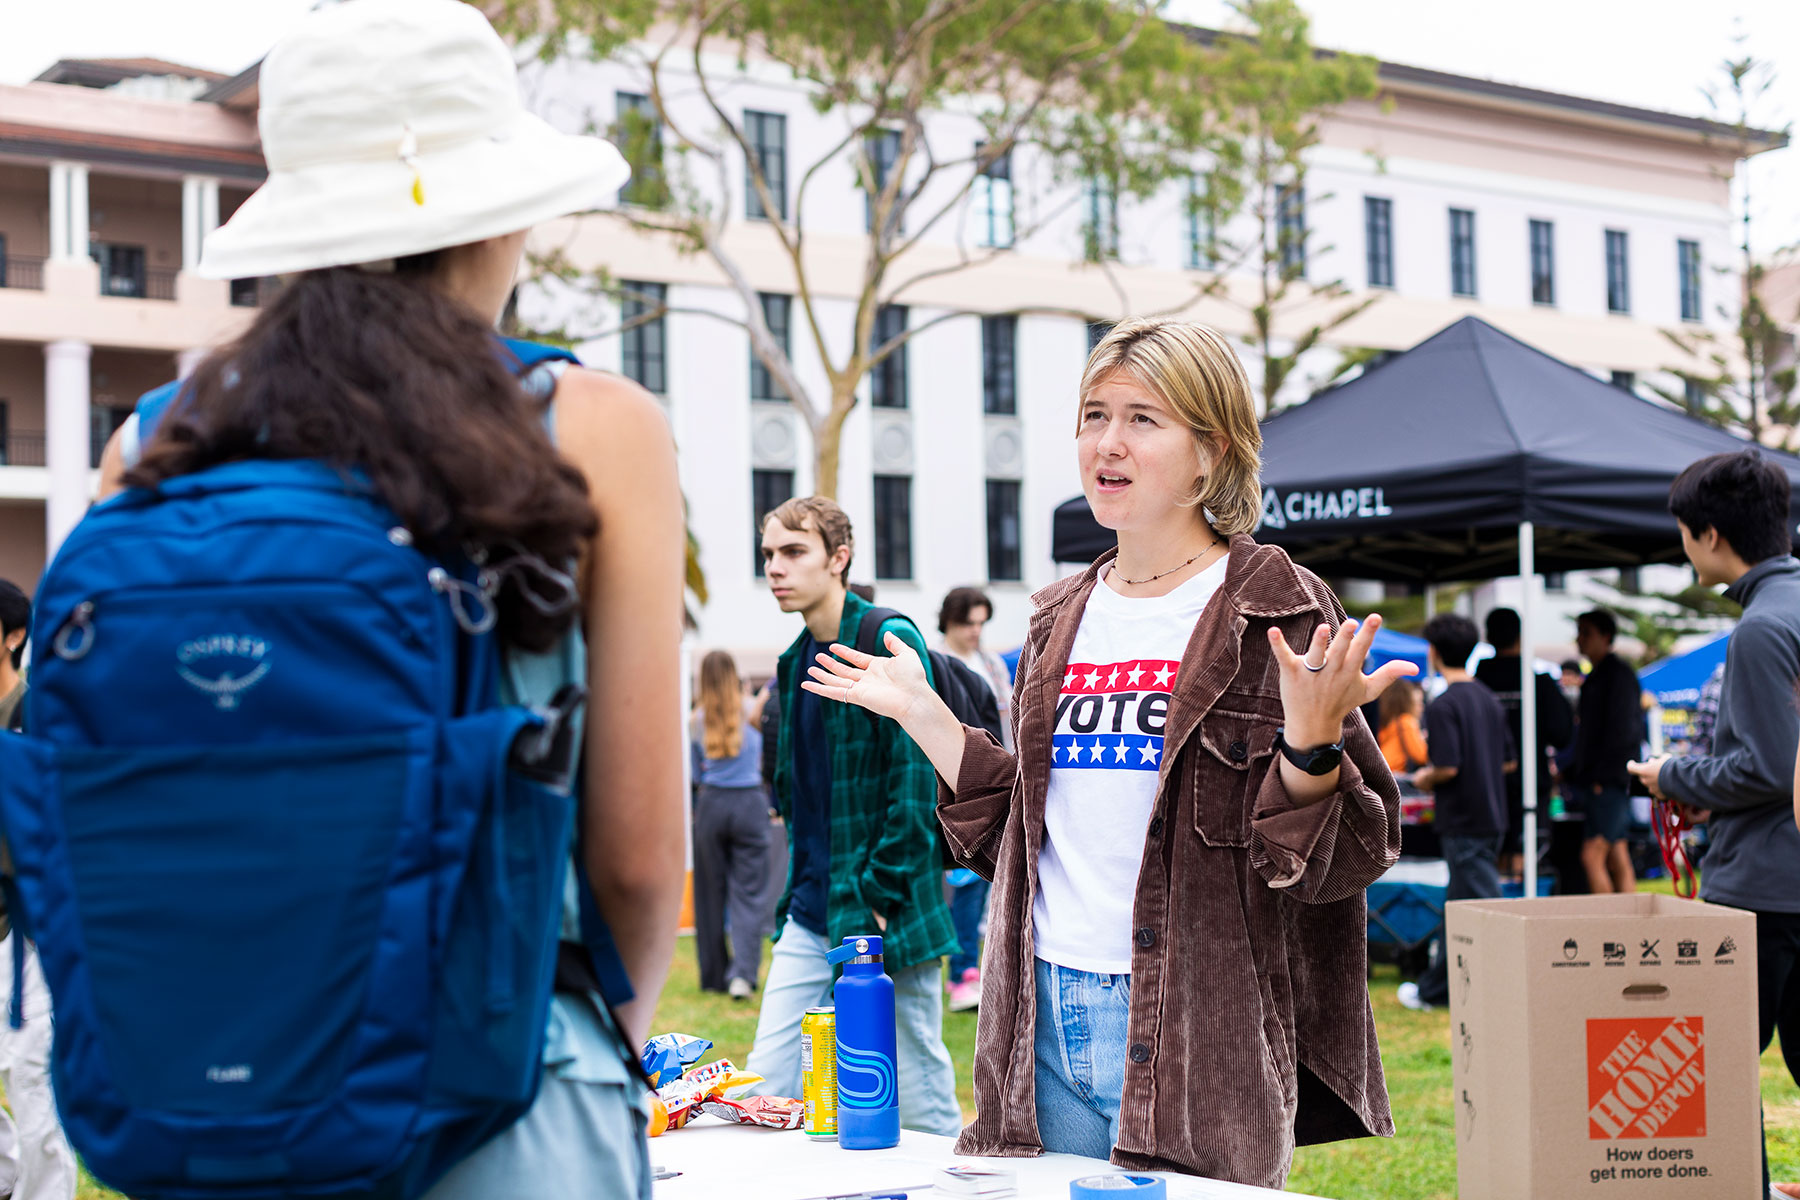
826, 934, 900, 1150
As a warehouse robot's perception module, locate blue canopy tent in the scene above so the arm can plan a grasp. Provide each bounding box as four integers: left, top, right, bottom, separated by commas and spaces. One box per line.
1640, 631, 1731, 708
1368, 626, 1429, 674
1639, 631, 1731, 748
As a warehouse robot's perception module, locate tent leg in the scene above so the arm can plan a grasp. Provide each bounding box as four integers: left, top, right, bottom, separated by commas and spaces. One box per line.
1520, 521, 1538, 898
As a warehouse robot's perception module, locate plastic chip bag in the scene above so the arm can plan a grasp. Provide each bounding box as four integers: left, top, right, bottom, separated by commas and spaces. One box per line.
640, 1032, 714, 1089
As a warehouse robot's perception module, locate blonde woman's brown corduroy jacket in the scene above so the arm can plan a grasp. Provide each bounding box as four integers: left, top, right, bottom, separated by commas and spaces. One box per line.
939, 535, 1400, 1189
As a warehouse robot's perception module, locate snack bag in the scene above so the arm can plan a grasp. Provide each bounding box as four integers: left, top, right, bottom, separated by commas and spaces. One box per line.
701, 1095, 804, 1130
641, 1032, 714, 1088
646, 1058, 765, 1136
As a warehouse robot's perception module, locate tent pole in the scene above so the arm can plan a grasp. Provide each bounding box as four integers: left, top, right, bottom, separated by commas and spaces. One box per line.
1520, 521, 1539, 898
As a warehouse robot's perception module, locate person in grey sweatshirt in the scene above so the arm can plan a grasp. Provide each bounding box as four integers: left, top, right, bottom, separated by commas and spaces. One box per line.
1630, 448, 1800, 1196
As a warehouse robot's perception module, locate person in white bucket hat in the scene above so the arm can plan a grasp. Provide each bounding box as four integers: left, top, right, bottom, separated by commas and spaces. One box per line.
94, 1, 688, 1196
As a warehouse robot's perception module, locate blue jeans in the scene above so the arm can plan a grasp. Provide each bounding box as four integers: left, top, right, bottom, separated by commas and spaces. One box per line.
1032, 957, 1130, 1160
744, 918, 963, 1136
1418, 834, 1503, 1007
948, 874, 990, 979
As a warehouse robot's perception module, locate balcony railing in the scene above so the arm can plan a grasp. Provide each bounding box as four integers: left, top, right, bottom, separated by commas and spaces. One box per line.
100, 268, 179, 302
231, 276, 281, 308
0, 432, 46, 468
0, 256, 45, 291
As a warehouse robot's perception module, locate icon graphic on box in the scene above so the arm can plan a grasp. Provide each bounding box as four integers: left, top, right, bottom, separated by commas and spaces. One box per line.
1587, 1016, 1706, 1140
1677, 939, 1698, 959
1640, 938, 1659, 959
1603, 942, 1626, 961
1716, 937, 1737, 957
1563, 938, 1579, 960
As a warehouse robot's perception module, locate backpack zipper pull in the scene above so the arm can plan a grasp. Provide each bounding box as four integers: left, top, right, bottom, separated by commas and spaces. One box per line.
428, 568, 497, 636
52, 602, 96, 661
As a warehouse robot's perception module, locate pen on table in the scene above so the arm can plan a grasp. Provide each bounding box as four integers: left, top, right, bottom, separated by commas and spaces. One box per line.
791, 1186, 935, 1200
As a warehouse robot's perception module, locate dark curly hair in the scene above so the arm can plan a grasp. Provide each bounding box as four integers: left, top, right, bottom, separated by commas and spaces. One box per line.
125, 255, 597, 651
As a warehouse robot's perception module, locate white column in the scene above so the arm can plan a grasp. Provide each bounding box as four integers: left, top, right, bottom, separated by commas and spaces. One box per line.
47, 162, 90, 262
44, 340, 93, 557
181, 176, 220, 274
176, 347, 209, 380
1519, 521, 1538, 899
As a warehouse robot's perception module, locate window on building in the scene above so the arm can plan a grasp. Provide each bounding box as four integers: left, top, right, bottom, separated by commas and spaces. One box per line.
744, 110, 787, 221
986, 479, 1023, 582
1683, 377, 1707, 413
750, 292, 791, 402
1276, 184, 1306, 276
0, 399, 9, 466
93, 243, 147, 298
1529, 219, 1555, 306
865, 128, 902, 235
869, 304, 908, 408
975, 143, 1014, 249
1678, 239, 1702, 322
1617, 566, 1642, 595
1087, 320, 1114, 354
1364, 196, 1393, 289
1449, 208, 1477, 298
620, 280, 667, 394
1544, 572, 1567, 594
1083, 175, 1119, 261
873, 474, 912, 579
982, 314, 1018, 415
1610, 370, 1636, 393
89, 405, 130, 469
1605, 229, 1630, 314
1186, 176, 1215, 271
752, 468, 795, 576
614, 92, 664, 207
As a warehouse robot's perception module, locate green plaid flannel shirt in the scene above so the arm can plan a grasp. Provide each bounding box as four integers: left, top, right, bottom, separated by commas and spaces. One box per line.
772, 590, 959, 970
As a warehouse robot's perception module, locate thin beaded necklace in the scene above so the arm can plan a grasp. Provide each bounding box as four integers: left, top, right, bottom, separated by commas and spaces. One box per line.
1115, 537, 1222, 586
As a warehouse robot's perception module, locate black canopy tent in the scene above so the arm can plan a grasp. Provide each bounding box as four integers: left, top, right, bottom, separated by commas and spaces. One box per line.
1050, 316, 1800, 893
1053, 316, 1800, 574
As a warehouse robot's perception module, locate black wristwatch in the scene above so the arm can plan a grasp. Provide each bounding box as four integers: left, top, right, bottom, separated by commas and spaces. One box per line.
1274, 728, 1344, 776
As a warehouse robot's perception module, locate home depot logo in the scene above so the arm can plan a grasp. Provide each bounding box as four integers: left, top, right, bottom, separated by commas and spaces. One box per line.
1587, 1017, 1705, 1139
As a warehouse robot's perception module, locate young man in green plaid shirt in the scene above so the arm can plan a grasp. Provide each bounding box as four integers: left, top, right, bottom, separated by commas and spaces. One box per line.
744, 497, 962, 1136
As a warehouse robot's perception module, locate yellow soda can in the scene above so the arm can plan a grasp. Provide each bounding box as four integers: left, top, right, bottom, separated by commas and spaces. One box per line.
800, 1006, 838, 1139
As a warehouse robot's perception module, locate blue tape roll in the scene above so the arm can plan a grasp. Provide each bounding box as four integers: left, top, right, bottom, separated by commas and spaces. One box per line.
1069, 1175, 1167, 1200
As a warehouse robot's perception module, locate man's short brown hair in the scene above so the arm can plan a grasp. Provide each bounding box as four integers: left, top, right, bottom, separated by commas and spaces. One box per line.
764, 496, 854, 585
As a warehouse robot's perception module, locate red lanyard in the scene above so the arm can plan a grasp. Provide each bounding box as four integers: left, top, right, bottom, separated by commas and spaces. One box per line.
1651, 798, 1698, 899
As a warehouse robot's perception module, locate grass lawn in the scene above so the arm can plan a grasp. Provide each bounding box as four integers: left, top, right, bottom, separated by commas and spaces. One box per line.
70, 877, 1800, 1198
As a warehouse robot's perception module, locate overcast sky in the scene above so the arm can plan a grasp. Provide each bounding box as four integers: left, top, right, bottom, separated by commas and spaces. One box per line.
2, 0, 1794, 252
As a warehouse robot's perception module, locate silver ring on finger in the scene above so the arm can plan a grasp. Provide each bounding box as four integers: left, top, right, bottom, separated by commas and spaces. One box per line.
1303, 659, 1326, 672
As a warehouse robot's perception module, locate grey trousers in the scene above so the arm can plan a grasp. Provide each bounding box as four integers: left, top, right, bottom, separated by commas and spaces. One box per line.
1418, 833, 1503, 1007
692, 784, 774, 991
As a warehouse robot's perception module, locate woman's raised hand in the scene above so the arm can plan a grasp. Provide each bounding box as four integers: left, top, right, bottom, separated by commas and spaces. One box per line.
802, 631, 935, 723
1268, 614, 1419, 747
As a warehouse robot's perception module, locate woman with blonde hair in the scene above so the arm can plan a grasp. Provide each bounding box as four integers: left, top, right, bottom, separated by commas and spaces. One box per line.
803, 319, 1410, 1188
690, 650, 775, 999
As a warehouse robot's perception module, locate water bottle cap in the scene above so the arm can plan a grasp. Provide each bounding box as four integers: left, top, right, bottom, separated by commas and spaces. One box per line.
826, 934, 883, 965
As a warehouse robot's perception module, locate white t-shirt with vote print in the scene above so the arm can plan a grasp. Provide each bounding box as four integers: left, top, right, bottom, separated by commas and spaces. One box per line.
1032, 555, 1229, 974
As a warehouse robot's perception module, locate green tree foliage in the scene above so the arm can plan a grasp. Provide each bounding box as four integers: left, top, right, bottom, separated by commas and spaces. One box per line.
1656, 40, 1796, 446
1201, 0, 1380, 411
492, 0, 1368, 492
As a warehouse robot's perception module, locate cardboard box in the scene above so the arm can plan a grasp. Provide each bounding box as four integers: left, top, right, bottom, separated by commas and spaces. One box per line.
1447, 894, 1760, 1199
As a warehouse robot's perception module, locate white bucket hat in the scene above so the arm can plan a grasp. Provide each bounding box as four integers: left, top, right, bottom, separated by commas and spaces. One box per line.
198, 0, 630, 280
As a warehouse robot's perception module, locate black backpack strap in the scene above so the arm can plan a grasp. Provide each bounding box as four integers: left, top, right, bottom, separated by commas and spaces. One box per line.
855, 606, 914, 657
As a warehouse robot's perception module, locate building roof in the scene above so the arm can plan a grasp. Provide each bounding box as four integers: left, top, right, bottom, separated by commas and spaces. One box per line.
1177, 24, 1788, 154
33, 57, 229, 88
198, 62, 260, 111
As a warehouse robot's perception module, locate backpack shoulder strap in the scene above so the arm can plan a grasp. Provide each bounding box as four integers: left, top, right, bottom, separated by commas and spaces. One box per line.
855, 605, 914, 657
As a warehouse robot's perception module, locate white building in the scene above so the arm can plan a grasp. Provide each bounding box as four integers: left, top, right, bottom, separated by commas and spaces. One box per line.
0, 40, 1779, 668
519, 40, 1776, 667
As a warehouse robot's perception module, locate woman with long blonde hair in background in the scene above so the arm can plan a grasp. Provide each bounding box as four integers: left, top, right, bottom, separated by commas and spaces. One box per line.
691, 650, 775, 998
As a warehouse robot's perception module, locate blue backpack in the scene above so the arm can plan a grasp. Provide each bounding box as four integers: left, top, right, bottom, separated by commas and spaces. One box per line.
0, 339, 615, 1198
